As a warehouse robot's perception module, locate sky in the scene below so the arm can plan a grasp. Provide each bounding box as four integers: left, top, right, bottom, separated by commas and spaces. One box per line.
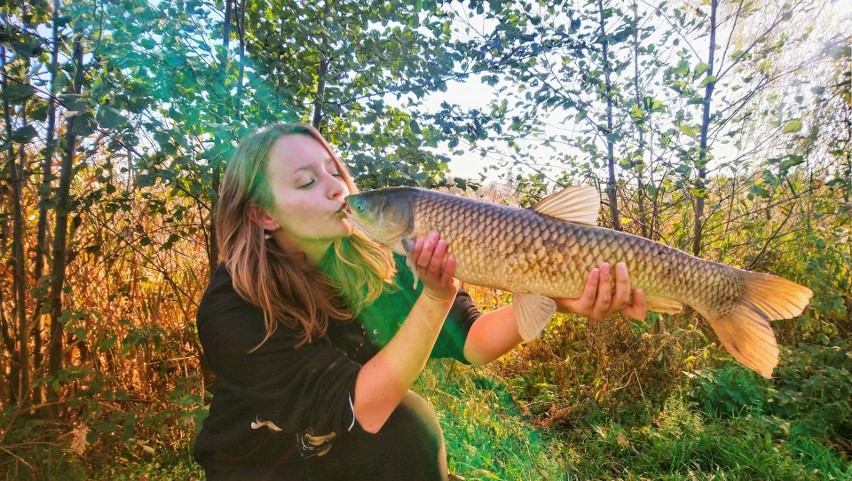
425, 2, 851, 184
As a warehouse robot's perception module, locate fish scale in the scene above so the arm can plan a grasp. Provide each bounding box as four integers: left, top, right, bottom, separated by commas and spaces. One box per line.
346, 186, 813, 378
408, 188, 738, 314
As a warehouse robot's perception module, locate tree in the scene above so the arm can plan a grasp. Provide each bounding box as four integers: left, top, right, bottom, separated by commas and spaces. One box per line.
243, 0, 458, 188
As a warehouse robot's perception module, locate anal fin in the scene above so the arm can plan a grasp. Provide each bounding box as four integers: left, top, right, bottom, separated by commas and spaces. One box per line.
645, 296, 683, 314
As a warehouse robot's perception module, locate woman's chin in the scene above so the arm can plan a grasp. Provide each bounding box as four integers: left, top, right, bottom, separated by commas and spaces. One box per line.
340, 219, 357, 236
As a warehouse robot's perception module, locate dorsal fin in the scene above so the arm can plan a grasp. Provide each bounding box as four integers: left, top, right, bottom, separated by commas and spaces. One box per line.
532, 185, 600, 226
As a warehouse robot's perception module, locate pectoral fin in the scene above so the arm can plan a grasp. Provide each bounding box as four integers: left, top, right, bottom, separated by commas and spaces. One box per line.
399, 237, 420, 289
645, 296, 684, 314
514, 292, 557, 341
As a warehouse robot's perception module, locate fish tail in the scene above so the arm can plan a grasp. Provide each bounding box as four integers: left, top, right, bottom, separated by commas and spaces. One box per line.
706, 271, 813, 379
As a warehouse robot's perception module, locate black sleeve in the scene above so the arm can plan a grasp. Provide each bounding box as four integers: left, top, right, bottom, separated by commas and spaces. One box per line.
197, 266, 361, 437
430, 288, 481, 363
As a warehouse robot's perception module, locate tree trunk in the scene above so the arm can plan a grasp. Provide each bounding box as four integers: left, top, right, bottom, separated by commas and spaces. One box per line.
236, 0, 247, 116
206, 0, 233, 279
693, 0, 718, 256
2, 44, 30, 408
31, 0, 62, 405
631, 1, 648, 238
46, 35, 85, 415
597, 0, 620, 231
312, 54, 329, 131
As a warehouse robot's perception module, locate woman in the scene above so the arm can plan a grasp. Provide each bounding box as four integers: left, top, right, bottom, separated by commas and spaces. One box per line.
193, 123, 647, 480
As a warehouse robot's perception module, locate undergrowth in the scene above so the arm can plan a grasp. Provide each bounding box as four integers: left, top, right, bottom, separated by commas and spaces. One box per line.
3, 335, 848, 480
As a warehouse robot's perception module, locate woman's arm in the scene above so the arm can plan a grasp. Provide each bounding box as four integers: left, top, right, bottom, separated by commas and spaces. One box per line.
354, 232, 459, 433
463, 261, 648, 366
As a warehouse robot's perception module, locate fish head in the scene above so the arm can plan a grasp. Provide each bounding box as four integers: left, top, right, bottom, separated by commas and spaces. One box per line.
344, 188, 415, 245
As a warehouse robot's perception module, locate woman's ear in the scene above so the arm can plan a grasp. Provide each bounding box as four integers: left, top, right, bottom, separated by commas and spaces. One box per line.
247, 205, 279, 231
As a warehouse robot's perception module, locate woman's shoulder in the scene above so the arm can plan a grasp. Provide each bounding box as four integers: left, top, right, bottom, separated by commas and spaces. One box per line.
199, 264, 240, 307
196, 264, 304, 350
197, 264, 263, 329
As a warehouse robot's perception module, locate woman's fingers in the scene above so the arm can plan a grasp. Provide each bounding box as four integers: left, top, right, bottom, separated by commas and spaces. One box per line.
565, 267, 600, 315
607, 262, 632, 317
553, 261, 647, 321
412, 231, 458, 300
591, 262, 612, 319
427, 238, 448, 279
440, 254, 456, 285
620, 288, 648, 320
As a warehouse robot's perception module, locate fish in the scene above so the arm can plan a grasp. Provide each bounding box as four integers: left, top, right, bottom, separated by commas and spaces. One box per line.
344, 185, 813, 378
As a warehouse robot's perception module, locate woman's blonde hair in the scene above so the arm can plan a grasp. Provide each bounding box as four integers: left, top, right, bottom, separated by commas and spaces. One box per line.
215, 123, 396, 347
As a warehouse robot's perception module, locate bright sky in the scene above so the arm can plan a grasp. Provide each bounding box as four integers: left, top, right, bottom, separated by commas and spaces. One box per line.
427, 2, 851, 184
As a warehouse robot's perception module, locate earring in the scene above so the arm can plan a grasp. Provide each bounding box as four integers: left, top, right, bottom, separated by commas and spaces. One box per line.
264, 231, 273, 240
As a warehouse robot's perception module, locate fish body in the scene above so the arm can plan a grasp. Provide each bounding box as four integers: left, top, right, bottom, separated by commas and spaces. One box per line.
344, 186, 813, 378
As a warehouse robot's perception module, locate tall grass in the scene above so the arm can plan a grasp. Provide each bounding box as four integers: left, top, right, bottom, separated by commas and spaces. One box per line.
419, 344, 851, 481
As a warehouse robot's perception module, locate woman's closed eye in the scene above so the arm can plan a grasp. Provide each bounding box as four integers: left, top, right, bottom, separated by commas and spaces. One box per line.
297, 170, 340, 189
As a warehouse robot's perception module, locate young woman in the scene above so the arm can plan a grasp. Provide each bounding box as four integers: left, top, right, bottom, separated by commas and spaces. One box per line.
193, 123, 647, 480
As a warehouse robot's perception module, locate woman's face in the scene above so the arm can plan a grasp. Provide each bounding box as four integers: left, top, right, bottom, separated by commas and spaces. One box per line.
262, 134, 354, 260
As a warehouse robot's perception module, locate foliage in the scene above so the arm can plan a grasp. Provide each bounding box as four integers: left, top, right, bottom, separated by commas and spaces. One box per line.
417, 360, 851, 481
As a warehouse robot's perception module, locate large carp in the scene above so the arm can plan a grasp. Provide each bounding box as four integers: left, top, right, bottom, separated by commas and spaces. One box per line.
344, 186, 812, 378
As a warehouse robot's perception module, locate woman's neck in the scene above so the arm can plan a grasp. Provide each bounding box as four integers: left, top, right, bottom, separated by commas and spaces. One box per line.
270, 231, 332, 264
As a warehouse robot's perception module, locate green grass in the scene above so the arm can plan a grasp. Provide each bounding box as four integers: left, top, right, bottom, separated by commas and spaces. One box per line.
416, 361, 575, 480
416, 359, 851, 481
4, 349, 849, 480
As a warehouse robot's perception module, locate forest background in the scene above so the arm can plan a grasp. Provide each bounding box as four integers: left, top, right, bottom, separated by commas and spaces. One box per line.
0, 0, 849, 479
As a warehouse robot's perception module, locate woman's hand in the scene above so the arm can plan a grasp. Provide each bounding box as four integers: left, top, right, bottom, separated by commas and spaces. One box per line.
554, 262, 647, 320
408, 231, 459, 301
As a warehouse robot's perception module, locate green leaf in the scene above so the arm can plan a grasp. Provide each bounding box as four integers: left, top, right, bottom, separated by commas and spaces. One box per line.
60, 94, 90, 112
782, 119, 802, 133
779, 155, 804, 175
69, 112, 98, 137
678, 123, 699, 137
694, 62, 711, 77
675, 164, 691, 177
11, 125, 38, 143
10, 38, 44, 58
687, 95, 704, 105
630, 104, 644, 121
0, 84, 35, 103
698, 75, 717, 87
29, 102, 49, 122
97, 106, 127, 129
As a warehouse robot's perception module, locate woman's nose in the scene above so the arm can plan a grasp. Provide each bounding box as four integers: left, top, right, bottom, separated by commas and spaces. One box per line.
327, 174, 345, 199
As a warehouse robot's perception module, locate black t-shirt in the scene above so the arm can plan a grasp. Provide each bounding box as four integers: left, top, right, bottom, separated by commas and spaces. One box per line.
193, 254, 480, 473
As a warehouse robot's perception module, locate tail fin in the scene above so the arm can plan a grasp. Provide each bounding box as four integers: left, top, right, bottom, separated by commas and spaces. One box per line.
707, 271, 813, 379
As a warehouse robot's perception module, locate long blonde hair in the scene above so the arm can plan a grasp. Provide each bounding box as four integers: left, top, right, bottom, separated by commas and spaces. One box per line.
215, 123, 396, 347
